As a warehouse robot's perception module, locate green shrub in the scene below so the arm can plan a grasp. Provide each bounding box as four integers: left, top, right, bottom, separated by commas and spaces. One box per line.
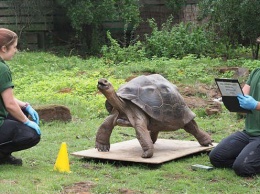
144, 17, 214, 59
101, 31, 146, 64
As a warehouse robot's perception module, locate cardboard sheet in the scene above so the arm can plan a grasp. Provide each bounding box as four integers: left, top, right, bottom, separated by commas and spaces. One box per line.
71, 139, 217, 164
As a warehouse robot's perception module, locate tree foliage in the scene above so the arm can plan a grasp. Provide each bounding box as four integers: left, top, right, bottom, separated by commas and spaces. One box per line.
55, 0, 141, 55
56, 0, 140, 31
239, 0, 260, 59
198, 0, 260, 59
56, 0, 185, 31
55, 0, 191, 55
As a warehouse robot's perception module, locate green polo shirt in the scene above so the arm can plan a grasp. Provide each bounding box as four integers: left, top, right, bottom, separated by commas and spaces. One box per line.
244, 68, 260, 136
0, 58, 14, 126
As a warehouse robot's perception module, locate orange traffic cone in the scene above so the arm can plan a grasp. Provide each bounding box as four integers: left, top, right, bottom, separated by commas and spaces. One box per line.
53, 142, 71, 173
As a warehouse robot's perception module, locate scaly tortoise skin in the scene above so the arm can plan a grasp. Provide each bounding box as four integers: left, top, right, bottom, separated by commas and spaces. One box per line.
95, 74, 212, 158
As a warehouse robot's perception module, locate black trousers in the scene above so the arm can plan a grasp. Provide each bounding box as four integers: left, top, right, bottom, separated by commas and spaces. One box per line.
209, 131, 260, 177
0, 113, 41, 156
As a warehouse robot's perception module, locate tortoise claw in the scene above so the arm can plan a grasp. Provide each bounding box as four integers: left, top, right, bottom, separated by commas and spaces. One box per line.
200, 139, 214, 147
95, 142, 110, 152
209, 139, 214, 146
141, 149, 153, 158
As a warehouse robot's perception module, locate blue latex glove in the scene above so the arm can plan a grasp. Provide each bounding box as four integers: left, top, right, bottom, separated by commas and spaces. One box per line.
24, 120, 41, 135
237, 94, 258, 110
25, 105, 39, 124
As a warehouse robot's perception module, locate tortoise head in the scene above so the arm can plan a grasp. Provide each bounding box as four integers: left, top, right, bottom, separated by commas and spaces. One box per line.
97, 78, 115, 95
98, 78, 125, 111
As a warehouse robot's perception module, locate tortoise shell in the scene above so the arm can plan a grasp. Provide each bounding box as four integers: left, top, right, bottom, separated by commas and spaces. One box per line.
107, 74, 195, 124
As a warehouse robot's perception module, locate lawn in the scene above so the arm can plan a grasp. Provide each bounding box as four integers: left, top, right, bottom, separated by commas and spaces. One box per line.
1, 52, 260, 194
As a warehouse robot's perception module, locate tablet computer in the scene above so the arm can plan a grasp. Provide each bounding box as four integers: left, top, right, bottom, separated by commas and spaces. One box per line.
215, 78, 252, 113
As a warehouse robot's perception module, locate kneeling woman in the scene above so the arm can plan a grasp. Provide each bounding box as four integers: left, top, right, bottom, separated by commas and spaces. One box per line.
210, 68, 260, 177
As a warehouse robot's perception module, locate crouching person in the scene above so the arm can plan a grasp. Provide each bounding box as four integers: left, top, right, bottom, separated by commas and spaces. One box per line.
0, 28, 41, 166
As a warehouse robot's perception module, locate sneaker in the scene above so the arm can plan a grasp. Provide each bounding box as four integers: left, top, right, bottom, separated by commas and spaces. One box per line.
0, 155, 23, 166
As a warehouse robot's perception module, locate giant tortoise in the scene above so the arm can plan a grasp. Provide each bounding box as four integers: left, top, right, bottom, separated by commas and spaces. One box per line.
95, 74, 212, 158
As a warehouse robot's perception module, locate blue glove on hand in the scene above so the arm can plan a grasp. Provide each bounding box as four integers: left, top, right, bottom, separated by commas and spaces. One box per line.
24, 120, 41, 135
25, 105, 39, 124
237, 94, 258, 110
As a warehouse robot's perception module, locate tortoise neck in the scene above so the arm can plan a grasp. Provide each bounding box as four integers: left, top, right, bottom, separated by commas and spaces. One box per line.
105, 90, 125, 111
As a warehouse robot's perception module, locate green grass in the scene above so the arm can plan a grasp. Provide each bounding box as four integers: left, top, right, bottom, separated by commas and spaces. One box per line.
1, 51, 260, 193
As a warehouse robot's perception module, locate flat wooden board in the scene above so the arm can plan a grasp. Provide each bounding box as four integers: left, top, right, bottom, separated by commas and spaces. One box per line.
71, 139, 217, 164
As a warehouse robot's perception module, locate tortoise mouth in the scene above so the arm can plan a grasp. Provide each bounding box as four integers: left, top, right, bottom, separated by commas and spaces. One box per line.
97, 79, 110, 90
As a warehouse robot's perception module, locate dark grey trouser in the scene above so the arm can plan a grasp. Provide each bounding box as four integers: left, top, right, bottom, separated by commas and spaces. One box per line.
0, 113, 40, 157
209, 131, 260, 177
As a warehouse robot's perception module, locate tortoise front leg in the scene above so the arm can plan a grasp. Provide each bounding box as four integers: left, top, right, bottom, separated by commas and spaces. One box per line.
95, 110, 119, 152
183, 119, 212, 146
135, 124, 154, 158
131, 113, 154, 158
150, 130, 159, 144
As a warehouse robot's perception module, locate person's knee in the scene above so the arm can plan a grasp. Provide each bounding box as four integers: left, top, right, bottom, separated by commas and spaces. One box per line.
209, 150, 232, 168
20, 131, 41, 147
30, 133, 41, 146
209, 151, 221, 167
233, 162, 255, 177
208, 151, 215, 163
34, 134, 41, 145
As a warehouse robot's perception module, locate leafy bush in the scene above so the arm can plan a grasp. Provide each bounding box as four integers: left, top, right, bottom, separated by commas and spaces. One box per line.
144, 17, 214, 59
56, 0, 141, 55
101, 18, 216, 62
198, 0, 260, 59
101, 31, 146, 64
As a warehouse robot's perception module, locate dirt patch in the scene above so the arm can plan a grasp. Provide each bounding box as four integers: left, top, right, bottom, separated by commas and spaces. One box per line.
35, 104, 72, 122
62, 181, 95, 194
118, 188, 144, 194
61, 181, 144, 194
177, 83, 220, 109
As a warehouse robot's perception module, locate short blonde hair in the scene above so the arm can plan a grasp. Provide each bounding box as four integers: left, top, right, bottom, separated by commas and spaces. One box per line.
0, 28, 18, 49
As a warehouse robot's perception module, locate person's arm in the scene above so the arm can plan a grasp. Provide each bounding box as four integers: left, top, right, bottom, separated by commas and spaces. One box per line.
255, 102, 260, 110
15, 98, 28, 109
1, 88, 41, 135
238, 83, 260, 110
242, 84, 250, 95
1, 88, 28, 123
15, 97, 39, 124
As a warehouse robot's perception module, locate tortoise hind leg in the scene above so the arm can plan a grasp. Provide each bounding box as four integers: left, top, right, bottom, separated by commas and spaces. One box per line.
117, 118, 132, 127
183, 119, 212, 146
